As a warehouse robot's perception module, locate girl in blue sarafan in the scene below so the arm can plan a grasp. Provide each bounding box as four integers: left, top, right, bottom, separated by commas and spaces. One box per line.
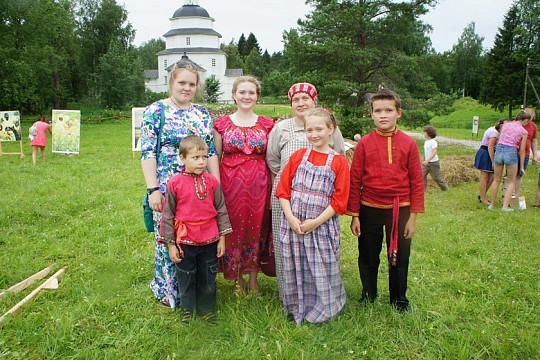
275, 108, 350, 325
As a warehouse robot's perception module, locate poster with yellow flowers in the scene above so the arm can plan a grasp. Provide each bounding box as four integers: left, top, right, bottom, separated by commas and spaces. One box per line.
0, 111, 22, 142
132, 107, 145, 152
52, 110, 81, 154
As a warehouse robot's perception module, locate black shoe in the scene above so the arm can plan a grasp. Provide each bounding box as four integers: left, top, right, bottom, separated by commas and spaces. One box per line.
393, 303, 410, 313
200, 312, 218, 324
180, 308, 193, 325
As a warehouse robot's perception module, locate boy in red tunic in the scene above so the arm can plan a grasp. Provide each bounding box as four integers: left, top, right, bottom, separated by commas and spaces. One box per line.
346, 89, 424, 312
160, 135, 232, 324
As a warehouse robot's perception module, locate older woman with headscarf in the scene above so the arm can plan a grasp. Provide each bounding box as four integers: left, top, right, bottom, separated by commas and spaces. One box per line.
266, 83, 346, 299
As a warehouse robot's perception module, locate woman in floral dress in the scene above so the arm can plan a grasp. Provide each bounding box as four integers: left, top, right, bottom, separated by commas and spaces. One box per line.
213, 76, 274, 293
141, 63, 219, 309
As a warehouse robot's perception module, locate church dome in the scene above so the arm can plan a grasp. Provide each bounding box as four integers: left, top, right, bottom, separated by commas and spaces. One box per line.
172, 4, 211, 19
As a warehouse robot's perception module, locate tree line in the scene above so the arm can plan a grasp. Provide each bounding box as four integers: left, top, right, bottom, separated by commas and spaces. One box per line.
1, 0, 538, 132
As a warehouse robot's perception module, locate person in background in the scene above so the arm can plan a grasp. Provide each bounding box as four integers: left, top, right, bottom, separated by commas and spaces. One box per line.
29, 115, 52, 165
266, 82, 345, 300
213, 76, 274, 294
140, 63, 219, 309
474, 119, 505, 204
422, 125, 448, 191
489, 111, 529, 211
514, 108, 538, 197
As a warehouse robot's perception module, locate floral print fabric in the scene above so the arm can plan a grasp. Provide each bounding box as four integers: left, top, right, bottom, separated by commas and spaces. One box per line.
141, 101, 216, 308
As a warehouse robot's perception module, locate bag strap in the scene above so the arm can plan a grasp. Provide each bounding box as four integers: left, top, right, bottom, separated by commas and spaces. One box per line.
156, 101, 166, 157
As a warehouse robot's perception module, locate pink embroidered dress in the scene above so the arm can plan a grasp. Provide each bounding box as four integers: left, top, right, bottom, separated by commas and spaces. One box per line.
214, 115, 274, 280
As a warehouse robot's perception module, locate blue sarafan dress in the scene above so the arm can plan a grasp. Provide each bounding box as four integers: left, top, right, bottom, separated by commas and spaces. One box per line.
278, 149, 347, 325
140, 101, 216, 309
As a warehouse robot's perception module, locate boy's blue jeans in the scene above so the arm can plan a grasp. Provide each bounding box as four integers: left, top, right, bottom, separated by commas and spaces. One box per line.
175, 241, 218, 315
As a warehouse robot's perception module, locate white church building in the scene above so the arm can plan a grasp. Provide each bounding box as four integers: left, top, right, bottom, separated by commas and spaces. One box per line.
144, 0, 242, 102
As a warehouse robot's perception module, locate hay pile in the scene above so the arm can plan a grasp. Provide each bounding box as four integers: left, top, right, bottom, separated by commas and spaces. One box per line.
427, 156, 478, 189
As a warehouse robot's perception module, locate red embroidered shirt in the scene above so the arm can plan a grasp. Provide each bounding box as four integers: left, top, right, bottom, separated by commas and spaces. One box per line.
346, 128, 424, 216
160, 171, 232, 246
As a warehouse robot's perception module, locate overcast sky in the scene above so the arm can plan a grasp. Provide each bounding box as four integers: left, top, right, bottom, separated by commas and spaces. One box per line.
120, 0, 515, 54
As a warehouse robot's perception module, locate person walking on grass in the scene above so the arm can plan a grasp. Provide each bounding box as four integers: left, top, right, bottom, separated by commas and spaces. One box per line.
347, 89, 424, 313
275, 108, 350, 325
159, 136, 232, 325
29, 115, 52, 165
489, 111, 529, 211
422, 125, 448, 191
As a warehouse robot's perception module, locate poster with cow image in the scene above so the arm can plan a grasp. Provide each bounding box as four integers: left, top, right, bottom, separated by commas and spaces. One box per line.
0, 111, 22, 141
52, 110, 81, 154
132, 107, 145, 152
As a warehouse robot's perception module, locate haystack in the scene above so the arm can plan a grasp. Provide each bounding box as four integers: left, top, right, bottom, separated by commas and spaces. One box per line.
426, 156, 478, 189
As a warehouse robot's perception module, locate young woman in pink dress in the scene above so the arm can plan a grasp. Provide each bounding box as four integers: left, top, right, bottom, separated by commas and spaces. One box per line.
213, 76, 274, 293
30, 115, 52, 165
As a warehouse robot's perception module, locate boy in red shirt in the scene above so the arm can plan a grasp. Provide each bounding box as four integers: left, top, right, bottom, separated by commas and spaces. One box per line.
347, 89, 424, 312
160, 135, 232, 324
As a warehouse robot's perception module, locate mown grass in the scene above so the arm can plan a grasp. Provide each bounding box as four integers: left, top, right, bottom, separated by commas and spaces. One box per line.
0, 119, 538, 359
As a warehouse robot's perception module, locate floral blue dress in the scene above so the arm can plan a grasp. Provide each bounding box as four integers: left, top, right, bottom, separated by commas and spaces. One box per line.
141, 101, 216, 309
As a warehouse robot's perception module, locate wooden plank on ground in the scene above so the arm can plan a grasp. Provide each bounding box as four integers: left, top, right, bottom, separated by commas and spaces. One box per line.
0, 266, 68, 325
0, 264, 55, 299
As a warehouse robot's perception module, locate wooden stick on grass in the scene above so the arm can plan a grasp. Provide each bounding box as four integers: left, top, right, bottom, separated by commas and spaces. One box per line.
0, 266, 68, 325
0, 263, 56, 299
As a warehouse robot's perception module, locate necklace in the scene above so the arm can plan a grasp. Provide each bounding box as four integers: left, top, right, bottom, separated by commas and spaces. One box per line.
169, 97, 190, 110
194, 174, 207, 200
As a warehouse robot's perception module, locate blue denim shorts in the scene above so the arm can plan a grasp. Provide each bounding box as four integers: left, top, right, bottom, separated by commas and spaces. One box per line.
494, 144, 518, 166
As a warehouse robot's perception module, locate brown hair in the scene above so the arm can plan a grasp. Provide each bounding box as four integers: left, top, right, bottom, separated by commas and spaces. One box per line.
305, 108, 337, 130
179, 135, 208, 157
495, 118, 506, 131
423, 125, 437, 139
232, 75, 261, 98
369, 89, 401, 111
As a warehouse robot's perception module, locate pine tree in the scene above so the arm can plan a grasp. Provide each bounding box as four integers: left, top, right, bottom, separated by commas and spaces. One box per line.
237, 33, 246, 58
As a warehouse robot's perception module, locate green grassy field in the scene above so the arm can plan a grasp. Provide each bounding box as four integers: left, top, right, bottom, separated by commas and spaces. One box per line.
407, 97, 525, 141
0, 119, 538, 359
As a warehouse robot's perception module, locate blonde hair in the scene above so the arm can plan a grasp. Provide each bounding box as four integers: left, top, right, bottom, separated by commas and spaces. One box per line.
168, 63, 203, 100
179, 135, 208, 157
232, 75, 261, 98
304, 108, 337, 129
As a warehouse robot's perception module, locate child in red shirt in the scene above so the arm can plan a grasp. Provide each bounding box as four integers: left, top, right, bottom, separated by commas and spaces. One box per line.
160, 135, 232, 324
347, 89, 424, 312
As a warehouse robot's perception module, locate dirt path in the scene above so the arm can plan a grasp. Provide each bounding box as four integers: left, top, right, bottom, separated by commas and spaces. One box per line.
403, 131, 481, 149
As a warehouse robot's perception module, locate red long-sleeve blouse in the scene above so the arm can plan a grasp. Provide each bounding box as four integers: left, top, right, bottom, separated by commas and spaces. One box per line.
346, 129, 425, 216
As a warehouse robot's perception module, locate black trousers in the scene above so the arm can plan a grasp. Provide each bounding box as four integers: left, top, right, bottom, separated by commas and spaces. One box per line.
357, 206, 411, 307
175, 241, 218, 315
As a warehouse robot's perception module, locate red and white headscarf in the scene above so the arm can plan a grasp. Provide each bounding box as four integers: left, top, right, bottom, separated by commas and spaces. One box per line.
288, 82, 318, 106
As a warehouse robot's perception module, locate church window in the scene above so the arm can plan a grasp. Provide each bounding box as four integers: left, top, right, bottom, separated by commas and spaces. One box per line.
164, 59, 167, 68
164, 76, 167, 84
212, 58, 216, 67
186, 37, 191, 45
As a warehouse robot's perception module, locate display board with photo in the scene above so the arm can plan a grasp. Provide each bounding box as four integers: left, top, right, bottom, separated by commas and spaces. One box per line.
132, 107, 145, 152
52, 110, 81, 154
0, 111, 22, 142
